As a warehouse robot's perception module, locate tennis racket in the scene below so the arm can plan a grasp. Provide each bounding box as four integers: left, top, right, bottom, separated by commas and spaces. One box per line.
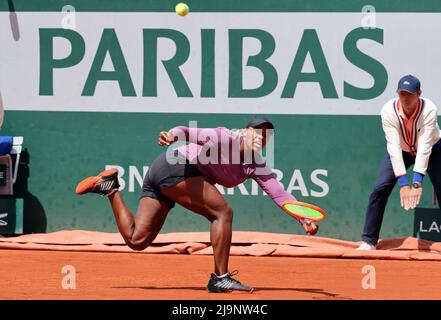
281, 200, 326, 222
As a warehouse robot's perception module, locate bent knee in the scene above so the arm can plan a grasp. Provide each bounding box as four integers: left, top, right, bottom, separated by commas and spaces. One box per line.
215, 205, 233, 223
126, 239, 150, 251
128, 243, 148, 251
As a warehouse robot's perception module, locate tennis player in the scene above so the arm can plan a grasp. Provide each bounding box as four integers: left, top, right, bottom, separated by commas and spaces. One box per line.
358, 75, 441, 250
76, 118, 319, 293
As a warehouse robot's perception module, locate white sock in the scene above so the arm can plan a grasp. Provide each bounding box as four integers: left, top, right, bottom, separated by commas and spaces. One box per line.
216, 273, 229, 278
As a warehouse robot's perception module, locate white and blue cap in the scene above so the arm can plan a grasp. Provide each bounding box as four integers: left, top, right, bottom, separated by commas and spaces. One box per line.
396, 75, 421, 94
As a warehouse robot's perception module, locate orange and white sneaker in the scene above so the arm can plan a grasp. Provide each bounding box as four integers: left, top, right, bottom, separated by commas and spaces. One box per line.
75, 168, 120, 196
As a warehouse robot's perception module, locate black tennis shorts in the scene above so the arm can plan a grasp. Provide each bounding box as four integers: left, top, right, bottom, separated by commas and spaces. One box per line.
141, 150, 202, 208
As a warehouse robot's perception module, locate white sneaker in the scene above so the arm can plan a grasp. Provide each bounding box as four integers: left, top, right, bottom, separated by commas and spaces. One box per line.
356, 242, 377, 250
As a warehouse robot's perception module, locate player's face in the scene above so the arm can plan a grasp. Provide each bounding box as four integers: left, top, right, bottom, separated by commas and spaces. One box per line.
398, 90, 421, 109
246, 124, 274, 151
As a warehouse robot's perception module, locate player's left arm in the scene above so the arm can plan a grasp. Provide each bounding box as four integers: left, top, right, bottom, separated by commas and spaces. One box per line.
251, 168, 318, 235
250, 163, 296, 206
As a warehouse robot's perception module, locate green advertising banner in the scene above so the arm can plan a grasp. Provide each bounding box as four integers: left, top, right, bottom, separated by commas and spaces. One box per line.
1, 0, 440, 240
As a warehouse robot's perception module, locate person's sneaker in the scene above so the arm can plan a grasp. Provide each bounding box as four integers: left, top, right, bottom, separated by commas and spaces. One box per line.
356, 242, 377, 250
76, 168, 120, 196
207, 270, 253, 293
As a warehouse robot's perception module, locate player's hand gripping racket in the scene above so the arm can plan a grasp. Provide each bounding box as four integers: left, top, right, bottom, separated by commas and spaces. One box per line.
281, 200, 326, 236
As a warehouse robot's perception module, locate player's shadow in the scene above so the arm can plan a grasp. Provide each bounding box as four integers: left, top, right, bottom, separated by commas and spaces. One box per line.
113, 286, 341, 298
12, 149, 47, 233
377, 236, 435, 253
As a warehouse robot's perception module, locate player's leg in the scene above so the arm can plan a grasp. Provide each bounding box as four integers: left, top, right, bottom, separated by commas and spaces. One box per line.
426, 140, 441, 206
162, 176, 231, 275
108, 193, 171, 250
361, 152, 414, 247
76, 168, 171, 250
161, 176, 253, 293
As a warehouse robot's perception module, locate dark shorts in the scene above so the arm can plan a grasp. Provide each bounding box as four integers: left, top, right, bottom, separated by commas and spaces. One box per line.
141, 150, 202, 208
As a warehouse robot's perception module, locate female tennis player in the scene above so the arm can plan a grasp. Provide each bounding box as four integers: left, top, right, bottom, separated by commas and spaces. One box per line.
76, 117, 319, 293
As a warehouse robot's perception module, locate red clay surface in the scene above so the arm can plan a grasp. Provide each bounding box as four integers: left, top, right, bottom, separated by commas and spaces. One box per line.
1, 249, 441, 300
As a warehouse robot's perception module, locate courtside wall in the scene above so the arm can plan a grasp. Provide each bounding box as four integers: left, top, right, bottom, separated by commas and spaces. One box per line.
1, 0, 441, 240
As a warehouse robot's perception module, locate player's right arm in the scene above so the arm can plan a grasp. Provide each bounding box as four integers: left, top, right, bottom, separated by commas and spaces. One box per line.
158, 126, 224, 146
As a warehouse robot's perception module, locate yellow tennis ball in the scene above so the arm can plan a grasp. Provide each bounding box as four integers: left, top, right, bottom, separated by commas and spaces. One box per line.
175, 3, 189, 16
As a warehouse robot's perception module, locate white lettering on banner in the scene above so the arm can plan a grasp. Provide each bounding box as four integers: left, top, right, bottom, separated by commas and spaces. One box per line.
419, 221, 441, 233
107, 165, 329, 198
4, 12, 440, 115
129, 165, 149, 192
429, 222, 440, 233
419, 221, 427, 232
286, 169, 309, 197
0, 213, 8, 226
311, 169, 329, 197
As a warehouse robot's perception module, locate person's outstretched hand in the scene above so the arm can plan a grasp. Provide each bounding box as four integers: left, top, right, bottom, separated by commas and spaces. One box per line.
408, 186, 423, 209
158, 130, 174, 146
400, 185, 412, 211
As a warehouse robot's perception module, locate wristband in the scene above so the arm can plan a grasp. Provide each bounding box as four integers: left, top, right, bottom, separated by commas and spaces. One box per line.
413, 172, 424, 184
397, 175, 409, 187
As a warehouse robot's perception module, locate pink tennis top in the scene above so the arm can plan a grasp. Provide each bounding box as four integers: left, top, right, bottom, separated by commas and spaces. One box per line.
171, 126, 297, 208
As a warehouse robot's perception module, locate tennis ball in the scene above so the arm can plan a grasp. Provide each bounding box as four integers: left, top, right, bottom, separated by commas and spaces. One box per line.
175, 3, 189, 16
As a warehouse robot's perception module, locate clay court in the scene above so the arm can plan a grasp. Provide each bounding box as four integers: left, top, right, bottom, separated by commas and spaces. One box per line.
3, 0, 441, 308
1, 250, 441, 300
1, 231, 441, 300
